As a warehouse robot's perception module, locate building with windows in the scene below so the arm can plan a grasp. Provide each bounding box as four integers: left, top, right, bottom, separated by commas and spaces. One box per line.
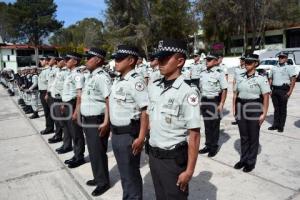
0, 43, 57, 72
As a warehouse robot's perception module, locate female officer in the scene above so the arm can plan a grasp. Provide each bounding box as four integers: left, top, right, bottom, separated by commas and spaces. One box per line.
233, 54, 270, 172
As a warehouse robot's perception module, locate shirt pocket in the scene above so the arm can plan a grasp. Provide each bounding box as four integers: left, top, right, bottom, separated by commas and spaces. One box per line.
160, 104, 185, 128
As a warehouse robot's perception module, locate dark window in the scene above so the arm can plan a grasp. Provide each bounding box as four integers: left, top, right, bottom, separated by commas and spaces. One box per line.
7, 55, 10, 61
3, 62, 6, 68
231, 39, 244, 47
11, 49, 14, 55
265, 35, 283, 44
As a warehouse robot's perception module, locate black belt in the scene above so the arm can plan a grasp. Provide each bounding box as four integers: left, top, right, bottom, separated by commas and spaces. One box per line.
237, 98, 261, 104
201, 96, 220, 101
111, 119, 140, 137
149, 141, 188, 159
272, 84, 290, 90
82, 114, 104, 120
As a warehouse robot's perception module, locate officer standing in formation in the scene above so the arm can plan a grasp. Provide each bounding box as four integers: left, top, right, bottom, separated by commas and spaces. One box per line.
147, 39, 201, 200
199, 53, 228, 157
233, 53, 270, 172
58, 52, 86, 169
147, 54, 161, 84
38, 56, 55, 135
80, 48, 111, 196
216, 55, 229, 81
135, 56, 150, 84
109, 45, 149, 200
189, 51, 204, 87
232, 55, 246, 125
268, 52, 297, 132
28, 66, 39, 119
48, 57, 66, 144
46, 56, 64, 138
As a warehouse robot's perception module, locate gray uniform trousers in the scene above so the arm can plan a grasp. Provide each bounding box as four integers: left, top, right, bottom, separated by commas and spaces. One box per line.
51, 97, 64, 138
62, 99, 85, 160
82, 115, 110, 187
40, 90, 54, 131
111, 132, 142, 200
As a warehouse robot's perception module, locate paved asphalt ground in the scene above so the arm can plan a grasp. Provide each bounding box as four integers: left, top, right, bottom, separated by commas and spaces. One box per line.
0, 76, 300, 200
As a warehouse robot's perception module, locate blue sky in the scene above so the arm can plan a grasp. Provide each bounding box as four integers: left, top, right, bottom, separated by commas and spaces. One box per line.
2, 0, 107, 27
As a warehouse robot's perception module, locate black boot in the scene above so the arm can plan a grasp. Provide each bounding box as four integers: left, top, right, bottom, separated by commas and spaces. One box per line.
29, 112, 39, 119
25, 107, 34, 114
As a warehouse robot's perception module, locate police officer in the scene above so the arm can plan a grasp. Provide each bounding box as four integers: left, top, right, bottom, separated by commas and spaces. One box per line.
216, 55, 229, 81
268, 52, 297, 132
233, 53, 270, 172
148, 53, 162, 84
199, 53, 228, 157
45, 56, 64, 140
23, 67, 34, 114
147, 39, 201, 200
109, 45, 149, 200
135, 56, 149, 83
58, 52, 85, 169
189, 51, 205, 87
38, 56, 55, 135
48, 57, 67, 144
232, 55, 246, 125
80, 48, 111, 196
28, 66, 39, 119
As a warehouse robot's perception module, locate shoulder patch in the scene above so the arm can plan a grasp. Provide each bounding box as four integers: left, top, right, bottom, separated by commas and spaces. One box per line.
135, 81, 145, 91
187, 93, 199, 106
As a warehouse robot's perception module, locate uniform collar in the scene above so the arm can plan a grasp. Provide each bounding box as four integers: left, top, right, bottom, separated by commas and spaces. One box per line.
92, 67, 102, 75
206, 66, 217, 73
122, 69, 136, 81
71, 67, 79, 72
157, 75, 184, 90
244, 71, 258, 79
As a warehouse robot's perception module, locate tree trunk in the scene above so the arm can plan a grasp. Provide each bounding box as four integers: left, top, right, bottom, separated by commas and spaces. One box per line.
243, 20, 247, 54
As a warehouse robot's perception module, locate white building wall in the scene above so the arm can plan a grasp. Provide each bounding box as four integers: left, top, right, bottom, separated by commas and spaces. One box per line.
0, 49, 18, 72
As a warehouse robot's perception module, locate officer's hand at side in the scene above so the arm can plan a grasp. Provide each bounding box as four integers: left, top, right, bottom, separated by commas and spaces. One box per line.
60, 105, 65, 114
71, 111, 77, 121
217, 103, 224, 113
286, 91, 292, 98
259, 114, 266, 126
132, 137, 144, 156
177, 171, 192, 192
45, 94, 48, 102
98, 123, 109, 137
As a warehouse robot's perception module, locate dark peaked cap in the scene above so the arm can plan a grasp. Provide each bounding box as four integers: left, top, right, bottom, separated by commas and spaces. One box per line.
85, 47, 106, 58
154, 39, 187, 58
111, 45, 139, 59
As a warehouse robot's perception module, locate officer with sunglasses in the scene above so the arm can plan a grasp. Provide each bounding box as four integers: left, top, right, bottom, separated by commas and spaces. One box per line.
233, 54, 270, 172
80, 48, 111, 196
268, 52, 297, 132
199, 53, 228, 157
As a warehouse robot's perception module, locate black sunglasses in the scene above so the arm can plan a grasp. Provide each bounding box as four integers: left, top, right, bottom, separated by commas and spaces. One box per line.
245, 60, 256, 65
278, 56, 287, 59
206, 58, 214, 62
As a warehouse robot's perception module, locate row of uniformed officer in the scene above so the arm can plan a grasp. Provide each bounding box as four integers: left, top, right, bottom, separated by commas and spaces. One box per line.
233, 53, 270, 172
268, 52, 297, 132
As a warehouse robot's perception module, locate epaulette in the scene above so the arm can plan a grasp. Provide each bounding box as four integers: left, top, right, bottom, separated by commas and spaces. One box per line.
131, 72, 139, 78
97, 70, 104, 74
216, 69, 221, 73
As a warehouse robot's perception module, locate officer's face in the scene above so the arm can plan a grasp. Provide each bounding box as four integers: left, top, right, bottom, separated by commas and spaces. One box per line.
193, 55, 200, 62
86, 56, 102, 71
150, 59, 158, 68
278, 56, 288, 64
245, 60, 258, 72
115, 56, 136, 73
57, 60, 65, 68
158, 54, 185, 76
240, 59, 245, 66
206, 58, 217, 68
49, 58, 56, 66
40, 59, 47, 67
66, 58, 78, 69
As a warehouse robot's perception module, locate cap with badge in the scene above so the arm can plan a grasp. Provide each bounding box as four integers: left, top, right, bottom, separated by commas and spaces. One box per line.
55, 57, 64, 62
111, 45, 139, 60
65, 52, 83, 61
154, 39, 187, 59
277, 52, 288, 58
39, 55, 49, 61
244, 53, 259, 62
240, 54, 246, 60
85, 47, 107, 60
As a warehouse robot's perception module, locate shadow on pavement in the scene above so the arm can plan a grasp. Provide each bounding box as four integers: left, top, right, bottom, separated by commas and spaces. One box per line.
265, 114, 274, 125
294, 120, 300, 128
218, 130, 230, 148
190, 171, 217, 200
